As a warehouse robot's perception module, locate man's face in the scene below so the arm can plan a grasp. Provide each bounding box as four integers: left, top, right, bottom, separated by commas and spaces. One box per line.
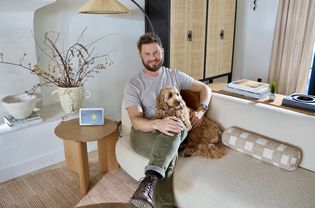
139, 43, 164, 72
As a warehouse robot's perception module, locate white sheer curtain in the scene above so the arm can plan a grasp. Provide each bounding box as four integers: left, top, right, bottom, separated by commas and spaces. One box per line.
268, 0, 315, 95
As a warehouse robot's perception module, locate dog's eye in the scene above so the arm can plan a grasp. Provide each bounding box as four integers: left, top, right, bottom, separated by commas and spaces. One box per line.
168, 93, 172, 99
176, 92, 179, 96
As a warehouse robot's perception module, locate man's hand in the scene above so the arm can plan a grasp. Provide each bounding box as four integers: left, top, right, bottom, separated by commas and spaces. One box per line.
154, 116, 183, 136
190, 110, 205, 128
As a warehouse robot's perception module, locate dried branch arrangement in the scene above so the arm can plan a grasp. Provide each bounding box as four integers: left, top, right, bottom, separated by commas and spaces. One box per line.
0, 28, 113, 93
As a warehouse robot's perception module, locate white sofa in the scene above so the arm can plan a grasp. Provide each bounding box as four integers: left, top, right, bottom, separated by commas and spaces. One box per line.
116, 92, 315, 208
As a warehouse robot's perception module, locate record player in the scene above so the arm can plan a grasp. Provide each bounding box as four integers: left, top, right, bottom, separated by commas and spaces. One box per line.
282, 93, 315, 112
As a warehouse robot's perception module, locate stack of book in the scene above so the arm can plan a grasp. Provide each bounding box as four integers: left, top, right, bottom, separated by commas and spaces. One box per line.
223, 79, 271, 99
3, 111, 42, 128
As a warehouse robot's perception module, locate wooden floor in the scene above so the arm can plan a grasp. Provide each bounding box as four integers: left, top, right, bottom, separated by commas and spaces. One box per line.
0, 151, 139, 208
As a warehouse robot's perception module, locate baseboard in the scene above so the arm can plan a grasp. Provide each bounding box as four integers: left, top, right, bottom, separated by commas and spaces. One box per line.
0, 143, 97, 183
0, 149, 64, 183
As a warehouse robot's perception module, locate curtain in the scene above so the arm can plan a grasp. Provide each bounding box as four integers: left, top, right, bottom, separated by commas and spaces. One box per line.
268, 0, 315, 95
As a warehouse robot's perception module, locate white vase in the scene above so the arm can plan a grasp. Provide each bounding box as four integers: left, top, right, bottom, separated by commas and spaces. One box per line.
1, 93, 37, 119
270, 93, 276, 101
51, 86, 91, 114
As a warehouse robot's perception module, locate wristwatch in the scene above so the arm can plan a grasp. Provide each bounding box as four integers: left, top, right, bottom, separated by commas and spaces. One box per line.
199, 104, 209, 111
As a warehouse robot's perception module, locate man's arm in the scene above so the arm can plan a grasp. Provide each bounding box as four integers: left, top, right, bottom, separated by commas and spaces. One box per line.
188, 80, 212, 127
126, 105, 183, 136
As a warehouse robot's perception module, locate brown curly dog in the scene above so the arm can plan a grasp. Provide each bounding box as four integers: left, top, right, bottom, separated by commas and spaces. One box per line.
156, 86, 225, 159
156, 86, 192, 130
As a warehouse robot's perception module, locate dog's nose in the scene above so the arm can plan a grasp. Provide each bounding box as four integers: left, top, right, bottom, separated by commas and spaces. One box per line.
174, 100, 180, 105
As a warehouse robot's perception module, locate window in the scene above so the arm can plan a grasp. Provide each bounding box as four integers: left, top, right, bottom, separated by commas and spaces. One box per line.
306, 42, 315, 95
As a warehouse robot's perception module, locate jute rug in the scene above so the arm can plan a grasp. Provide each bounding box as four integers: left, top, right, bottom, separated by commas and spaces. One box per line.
0, 151, 138, 208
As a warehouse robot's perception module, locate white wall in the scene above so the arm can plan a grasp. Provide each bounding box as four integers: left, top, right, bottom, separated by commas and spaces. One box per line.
233, 0, 279, 83
0, 0, 55, 120
34, 0, 144, 121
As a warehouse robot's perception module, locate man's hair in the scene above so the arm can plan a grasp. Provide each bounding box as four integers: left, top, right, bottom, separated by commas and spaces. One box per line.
137, 33, 163, 51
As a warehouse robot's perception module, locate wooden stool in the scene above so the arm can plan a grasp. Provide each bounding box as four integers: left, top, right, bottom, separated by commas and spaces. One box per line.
54, 118, 119, 195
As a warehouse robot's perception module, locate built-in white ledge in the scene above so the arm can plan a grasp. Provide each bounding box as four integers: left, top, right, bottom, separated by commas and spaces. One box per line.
0, 103, 79, 135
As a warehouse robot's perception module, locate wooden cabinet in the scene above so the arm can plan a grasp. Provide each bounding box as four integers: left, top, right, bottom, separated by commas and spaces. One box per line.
145, 0, 236, 82
170, 0, 207, 80
205, 0, 236, 79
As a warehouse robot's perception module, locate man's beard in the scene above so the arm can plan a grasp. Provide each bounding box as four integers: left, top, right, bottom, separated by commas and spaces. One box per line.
142, 58, 164, 72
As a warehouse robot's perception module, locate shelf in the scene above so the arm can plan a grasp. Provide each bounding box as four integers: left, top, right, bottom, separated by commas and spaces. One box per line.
208, 82, 315, 117
0, 103, 78, 135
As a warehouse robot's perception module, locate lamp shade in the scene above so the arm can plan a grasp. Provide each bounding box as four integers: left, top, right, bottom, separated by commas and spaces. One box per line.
78, 0, 129, 14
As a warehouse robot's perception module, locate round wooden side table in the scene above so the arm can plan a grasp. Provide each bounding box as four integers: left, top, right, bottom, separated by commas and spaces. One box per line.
54, 118, 119, 195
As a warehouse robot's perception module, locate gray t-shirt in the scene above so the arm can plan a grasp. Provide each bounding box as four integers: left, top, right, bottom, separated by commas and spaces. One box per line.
123, 66, 194, 118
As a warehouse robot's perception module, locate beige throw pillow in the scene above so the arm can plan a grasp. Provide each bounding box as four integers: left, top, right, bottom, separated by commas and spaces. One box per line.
222, 127, 302, 171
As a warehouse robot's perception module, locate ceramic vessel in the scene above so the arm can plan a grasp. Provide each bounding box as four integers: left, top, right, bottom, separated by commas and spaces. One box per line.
51, 86, 91, 114
270, 93, 276, 101
1, 93, 37, 119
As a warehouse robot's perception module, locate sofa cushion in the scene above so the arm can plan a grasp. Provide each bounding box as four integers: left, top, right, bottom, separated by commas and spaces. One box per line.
174, 150, 315, 208
222, 127, 301, 171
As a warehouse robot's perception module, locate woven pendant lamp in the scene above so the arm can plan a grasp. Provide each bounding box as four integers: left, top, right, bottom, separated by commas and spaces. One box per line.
78, 0, 155, 33
78, 0, 129, 14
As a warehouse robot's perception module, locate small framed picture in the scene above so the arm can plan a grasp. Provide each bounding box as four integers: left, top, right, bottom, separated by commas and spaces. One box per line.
79, 108, 104, 126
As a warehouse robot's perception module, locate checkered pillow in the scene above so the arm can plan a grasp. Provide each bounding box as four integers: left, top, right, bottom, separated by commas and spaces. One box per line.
222, 127, 301, 171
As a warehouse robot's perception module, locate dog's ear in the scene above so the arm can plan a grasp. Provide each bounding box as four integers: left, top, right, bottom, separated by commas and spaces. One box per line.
162, 102, 169, 110
157, 91, 169, 110
156, 91, 163, 109
156, 89, 163, 106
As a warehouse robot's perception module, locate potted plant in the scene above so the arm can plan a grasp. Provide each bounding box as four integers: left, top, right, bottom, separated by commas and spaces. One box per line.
270, 80, 277, 101
0, 29, 112, 114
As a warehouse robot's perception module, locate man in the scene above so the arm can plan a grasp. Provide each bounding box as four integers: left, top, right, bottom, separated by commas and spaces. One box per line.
123, 33, 211, 208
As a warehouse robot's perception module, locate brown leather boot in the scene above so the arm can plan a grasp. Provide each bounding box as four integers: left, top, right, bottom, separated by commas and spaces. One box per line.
129, 175, 158, 208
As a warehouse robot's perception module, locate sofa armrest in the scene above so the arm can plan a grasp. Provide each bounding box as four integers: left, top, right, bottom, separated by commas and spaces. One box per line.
121, 104, 132, 136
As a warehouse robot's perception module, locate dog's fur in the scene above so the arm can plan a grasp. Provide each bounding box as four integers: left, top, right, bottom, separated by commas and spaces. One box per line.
156, 86, 225, 159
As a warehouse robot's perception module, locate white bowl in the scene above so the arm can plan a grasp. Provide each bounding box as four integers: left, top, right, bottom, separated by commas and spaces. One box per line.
1, 93, 37, 119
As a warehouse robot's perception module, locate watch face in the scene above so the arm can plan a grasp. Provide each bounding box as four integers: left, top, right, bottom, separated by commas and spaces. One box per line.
201, 104, 208, 110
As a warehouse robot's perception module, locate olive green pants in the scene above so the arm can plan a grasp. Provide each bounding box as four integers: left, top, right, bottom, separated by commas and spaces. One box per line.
130, 126, 188, 208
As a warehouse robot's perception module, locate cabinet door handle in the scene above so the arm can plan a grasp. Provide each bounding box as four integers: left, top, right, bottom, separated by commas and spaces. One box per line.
220, 30, 224, 39
187, 30, 193, 41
